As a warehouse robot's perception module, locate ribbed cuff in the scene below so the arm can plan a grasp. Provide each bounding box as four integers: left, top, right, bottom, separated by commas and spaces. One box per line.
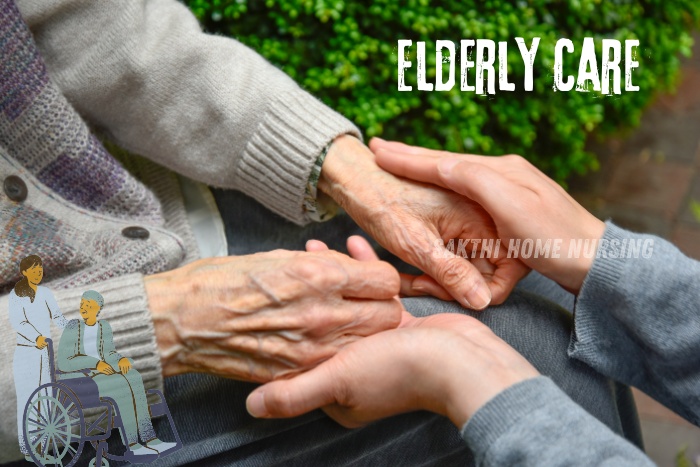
52, 273, 163, 393
461, 376, 558, 462
237, 88, 361, 226
568, 222, 629, 364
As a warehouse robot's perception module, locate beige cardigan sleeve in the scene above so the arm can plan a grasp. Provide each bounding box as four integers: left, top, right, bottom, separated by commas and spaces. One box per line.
17, 0, 361, 225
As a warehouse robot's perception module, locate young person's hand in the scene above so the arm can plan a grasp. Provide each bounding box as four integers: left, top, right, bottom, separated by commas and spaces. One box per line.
371, 139, 605, 294
246, 307, 539, 429
35, 335, 48, 350
320, 135, 529, 309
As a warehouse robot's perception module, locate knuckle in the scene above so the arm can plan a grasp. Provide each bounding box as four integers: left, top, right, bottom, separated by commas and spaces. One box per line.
288, 257, 347, 290
376, 261, 401, 294
433, 258, 470, 289
504, 154, 531, 169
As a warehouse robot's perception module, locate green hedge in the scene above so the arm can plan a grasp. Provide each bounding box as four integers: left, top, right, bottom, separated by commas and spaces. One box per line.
186, 0, 700, 181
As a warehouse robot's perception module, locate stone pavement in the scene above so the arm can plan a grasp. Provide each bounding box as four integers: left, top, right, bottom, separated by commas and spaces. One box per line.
568, 33, 700, 467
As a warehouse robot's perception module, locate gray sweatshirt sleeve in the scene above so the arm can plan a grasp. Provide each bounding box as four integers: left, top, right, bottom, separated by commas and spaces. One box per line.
461, 377, 652, 466
16, 0, 360, 225
569, 222, 700, 425
461, 222, 699, 465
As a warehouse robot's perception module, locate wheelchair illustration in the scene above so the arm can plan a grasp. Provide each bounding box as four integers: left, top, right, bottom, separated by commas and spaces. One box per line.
22, 339, 182, 467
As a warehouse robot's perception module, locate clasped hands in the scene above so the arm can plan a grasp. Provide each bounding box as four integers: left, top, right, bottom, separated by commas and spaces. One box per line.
145, 134, 605, 428
244, 137, 606, 428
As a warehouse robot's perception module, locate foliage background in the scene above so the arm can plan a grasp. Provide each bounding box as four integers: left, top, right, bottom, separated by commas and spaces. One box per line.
185, 0, 700, 181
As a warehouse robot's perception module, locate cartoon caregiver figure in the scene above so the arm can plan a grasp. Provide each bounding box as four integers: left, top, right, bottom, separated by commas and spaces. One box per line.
8, 255, 68, 459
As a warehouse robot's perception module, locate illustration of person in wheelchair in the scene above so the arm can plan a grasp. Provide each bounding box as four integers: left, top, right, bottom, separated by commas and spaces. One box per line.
20, 290, 181, 466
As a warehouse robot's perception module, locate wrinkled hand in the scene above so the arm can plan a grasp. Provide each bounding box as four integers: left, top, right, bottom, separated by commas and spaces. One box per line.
97, 360, 116, 375
118, 357, 132, 374
144, 249, 403, 382
372, 139, 605, 293
265, 235, 537, 429
35, 335, 47, 350
320, 135, 529, 310
246, 311, 539, 429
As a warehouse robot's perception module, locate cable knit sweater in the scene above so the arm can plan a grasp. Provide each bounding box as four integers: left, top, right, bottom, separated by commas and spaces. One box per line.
0, 0, 358, 460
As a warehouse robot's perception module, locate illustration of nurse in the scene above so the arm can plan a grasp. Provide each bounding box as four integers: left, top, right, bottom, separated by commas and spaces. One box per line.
8, 255, 68, 459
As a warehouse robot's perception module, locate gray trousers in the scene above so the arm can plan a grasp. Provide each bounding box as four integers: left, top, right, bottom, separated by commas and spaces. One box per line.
92, 368, 156, 446
116, 190, 642, 466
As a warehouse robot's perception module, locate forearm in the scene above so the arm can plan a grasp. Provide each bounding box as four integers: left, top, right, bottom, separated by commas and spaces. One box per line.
18, 0, 359, 224
461, 377, 652, 466
570, 222, 700, 425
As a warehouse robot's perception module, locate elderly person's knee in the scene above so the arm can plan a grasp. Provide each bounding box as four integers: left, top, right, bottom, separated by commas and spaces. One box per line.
123, 366, 145, 387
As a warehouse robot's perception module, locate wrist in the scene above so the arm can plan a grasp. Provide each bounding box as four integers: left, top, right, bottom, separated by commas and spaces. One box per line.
319, 135, 386, 208
557, 217, 607, 294
434, 336, 540, 428
144, 271, 188, 377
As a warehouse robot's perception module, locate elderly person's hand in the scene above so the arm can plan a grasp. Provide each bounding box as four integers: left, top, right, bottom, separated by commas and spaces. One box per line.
371, 139, 605, 294
144, 250, 403, 382
321, 135, 529, 310
259, 236, 536, 428
245, 310, 539, 428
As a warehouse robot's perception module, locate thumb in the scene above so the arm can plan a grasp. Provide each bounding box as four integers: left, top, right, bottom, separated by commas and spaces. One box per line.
246, 365, 337, 419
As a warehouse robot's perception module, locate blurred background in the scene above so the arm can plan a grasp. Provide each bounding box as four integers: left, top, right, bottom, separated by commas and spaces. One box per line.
184, 1, 699, 464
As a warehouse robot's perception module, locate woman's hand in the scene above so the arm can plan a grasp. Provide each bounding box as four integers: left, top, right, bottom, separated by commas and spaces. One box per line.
144, 249, 403, 382
35, 335, 48, 350
320, 135, 529, 310
371, 139, 605, 294
246, 312, 539, 429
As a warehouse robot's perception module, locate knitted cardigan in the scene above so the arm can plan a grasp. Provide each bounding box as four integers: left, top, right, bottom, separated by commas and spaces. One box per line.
0, 0, 359, 460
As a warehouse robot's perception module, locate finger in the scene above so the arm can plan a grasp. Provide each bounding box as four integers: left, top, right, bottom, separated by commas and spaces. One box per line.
246, 364, 338, 418
227, 297, 403, 337
305, 239, 329, 252
347, 236, 412, 323
415, 241, 492, 310
399, 273, 453, 301
374, 148, 448, 189
369, 138, 455, 158
269, 253, 400, 300
346, 235, 379, 262
485, 259, 530, 305
315, 255, 401, 300
437, 159, 522, 222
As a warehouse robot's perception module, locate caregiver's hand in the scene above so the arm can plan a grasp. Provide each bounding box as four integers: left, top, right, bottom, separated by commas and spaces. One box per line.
144, 250, 403, 382
246, 311, 539, 429
320, 135, 529, 309
371, 139, 605, 294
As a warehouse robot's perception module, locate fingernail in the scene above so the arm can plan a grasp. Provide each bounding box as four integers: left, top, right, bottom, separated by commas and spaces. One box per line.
468, 282, 492, 310
246, 391, 268, 418
437, 158, 460, 176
